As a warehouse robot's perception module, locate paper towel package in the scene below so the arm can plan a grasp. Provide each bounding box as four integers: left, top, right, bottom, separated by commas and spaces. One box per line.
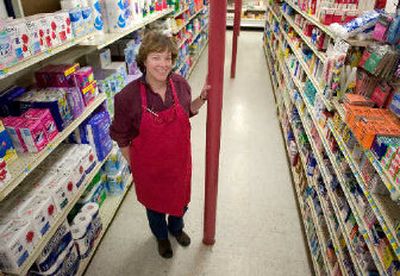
35, 221, 73, 273
105, 163, 129, 195
81, 6, 95, 35
88, 0, 105, 33
53, 11, 74, 43
69, 8, 85, 38
104, 146, 123, 173
103, 0, 129, 33
71, 213, 92, 258
23, 108, 59, 142
3, 116, 28, 153
0, 220, 39, 273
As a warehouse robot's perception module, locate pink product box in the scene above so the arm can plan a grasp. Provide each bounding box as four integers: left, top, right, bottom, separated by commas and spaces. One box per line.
53, 12, 73, 44
25, 17, 43, 55
2, 116, 27, 153
80, 81, 97, 106
74, 66, 94, 89
23, 108, 58, 142
4, 19, 31, 61
19, 119, 48, 153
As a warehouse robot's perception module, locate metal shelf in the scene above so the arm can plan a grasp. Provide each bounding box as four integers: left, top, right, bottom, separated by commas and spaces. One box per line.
7, 150, 112, 275
0, 94, 107, 202
172, 7, 206, 35
77, 175, 133, 276
267, 4, 281, 22
187, 40, 208, 78
174, 7, 189, 18
283, 0, 373, 47
80, 9, 173, 49
0, 34, 95, 81
279, 26, 333, 111
281, 11, 327, 63
328, 120, 400, 260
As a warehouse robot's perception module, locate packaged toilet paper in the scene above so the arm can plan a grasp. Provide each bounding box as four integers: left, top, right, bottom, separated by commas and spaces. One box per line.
103, 0, 130, 33
69, 8, 85, 38
5, 19, 32, 61
88, 0, 105, 33
0, 27, 17, 70
53, 11, 74, 44
34, 221, 73, 273
25, 17, 43, 55
0, 220, 39, 273
81, 202, 100, 219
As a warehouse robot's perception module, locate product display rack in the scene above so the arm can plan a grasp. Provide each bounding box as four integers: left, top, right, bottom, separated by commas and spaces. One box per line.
172, 7, 206, 35
0, 2, 209, 274
0, 94, 107, 201
77, 175, 133, 276
187, 40, 209, 78
80, 9, 174, 50
226, 1, 266, 28
8, 150, 112, 276
0, 33, 95, 80
265, 1, 400, 274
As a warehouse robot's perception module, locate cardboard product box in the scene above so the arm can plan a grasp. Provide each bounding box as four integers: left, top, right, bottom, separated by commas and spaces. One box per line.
0, 128, 18, 163
0, 28, 18, 70
25, 16, 44, 55
4, 19, 31, 61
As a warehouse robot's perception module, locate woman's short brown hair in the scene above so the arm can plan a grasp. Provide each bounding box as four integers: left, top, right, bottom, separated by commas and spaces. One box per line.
136, 31, 178, 73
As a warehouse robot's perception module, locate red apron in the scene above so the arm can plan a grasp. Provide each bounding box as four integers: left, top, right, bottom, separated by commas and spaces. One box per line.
129, 80, 192, 217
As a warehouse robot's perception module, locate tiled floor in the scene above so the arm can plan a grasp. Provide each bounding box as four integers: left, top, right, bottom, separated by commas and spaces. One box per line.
85, 31, 312, 276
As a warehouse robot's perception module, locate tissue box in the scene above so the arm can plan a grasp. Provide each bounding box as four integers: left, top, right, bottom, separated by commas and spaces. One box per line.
2, 117, 27, 153
23, 108, 58, 142
0, 220, 39, 273
19, 119, 48, 153
0, 127, 18, 162
0, 29, 18, 69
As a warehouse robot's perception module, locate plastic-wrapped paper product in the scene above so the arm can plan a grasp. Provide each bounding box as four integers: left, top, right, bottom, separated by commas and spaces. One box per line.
88, 0, 105, 33
330, 10, 381, 39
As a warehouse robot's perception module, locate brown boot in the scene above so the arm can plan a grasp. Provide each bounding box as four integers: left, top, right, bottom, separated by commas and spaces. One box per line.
174, 231, 191, 247
157, 239, 173, 258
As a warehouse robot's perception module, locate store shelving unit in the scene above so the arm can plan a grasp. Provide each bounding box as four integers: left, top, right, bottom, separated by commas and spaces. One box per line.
174, 7, 190, 18
80, 9, 173, 49
0, 33, 95, 80
172, 7, 206, 35
8, 150, 112, 276
77, 175, 133, 276
0, 94, 107, 201
265, 1, 400, 274
188, 40, 209, 78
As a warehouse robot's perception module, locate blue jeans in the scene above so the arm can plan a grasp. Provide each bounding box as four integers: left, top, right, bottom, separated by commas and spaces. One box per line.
146, 207, 187, 240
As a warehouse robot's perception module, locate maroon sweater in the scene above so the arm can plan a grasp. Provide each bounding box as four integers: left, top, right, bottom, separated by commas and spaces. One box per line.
109, 73, 194, 147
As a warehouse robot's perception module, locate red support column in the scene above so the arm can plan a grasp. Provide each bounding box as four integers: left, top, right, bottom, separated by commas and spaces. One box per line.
230, 0, 242, 78
203, 0, 227, 245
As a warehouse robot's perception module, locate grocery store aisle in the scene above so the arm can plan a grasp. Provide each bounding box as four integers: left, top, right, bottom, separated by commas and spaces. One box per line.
85, 31, 312, 276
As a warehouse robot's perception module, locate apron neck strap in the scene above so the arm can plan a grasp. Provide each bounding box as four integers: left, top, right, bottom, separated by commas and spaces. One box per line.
139, 78, 179, 110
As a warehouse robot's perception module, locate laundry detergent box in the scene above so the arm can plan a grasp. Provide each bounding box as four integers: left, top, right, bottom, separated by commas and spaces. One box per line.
18, 119, 48, 153
4, 18, 32, 61
2, 116, 28, 153
0, 27, 17, 70
23, 108, 58, 142
0, 219, 39, 273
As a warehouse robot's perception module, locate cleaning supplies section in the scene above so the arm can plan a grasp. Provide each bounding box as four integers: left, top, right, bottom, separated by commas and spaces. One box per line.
0, 0, 209, 275
265, 1, 400, 275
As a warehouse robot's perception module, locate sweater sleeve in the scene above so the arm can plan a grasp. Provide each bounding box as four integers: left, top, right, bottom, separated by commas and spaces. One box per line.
109, 90, 138, 147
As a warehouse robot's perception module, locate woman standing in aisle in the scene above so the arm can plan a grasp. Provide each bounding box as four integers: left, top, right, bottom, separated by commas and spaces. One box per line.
110, 31, 209, 259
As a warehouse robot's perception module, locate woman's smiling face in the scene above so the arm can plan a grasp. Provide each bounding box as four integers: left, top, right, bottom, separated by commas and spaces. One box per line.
144, 50, 173, 82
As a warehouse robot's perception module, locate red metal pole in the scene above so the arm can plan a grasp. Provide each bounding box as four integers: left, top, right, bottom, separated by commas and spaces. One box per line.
230, 0, 242, 78
203, 0, 226, 245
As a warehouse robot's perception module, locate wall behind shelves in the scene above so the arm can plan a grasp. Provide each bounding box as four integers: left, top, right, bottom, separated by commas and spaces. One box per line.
0, 0, 8, 19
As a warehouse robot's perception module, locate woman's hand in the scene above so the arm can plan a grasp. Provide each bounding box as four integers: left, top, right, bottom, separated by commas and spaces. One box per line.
200, 84, 211, 101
